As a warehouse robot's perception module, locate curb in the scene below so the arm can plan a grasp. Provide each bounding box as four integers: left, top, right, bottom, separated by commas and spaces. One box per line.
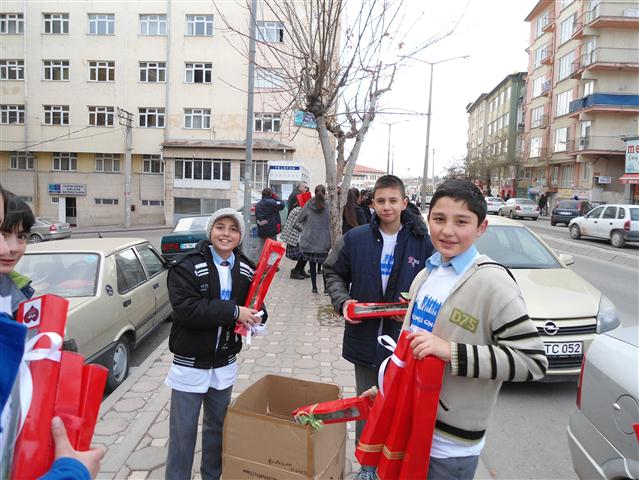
71, 225, 170, 235
538, 232, 639, 269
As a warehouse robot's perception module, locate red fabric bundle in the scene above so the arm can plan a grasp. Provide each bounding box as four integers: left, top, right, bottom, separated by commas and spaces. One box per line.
346, 301, 408, 320
355, 330, 411, 466
235, 238, 285, 337
297, 191, 312, 209
292, 396, 373, 425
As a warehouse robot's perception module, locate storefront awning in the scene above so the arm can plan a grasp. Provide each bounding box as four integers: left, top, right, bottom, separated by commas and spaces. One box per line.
619, 173, 639, 184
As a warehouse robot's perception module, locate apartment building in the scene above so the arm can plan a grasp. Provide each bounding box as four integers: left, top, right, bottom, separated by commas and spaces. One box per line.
466, 73, 527, 197
524, 0, 639, 208
0, 1, 325, 226
350, 164, 386, 190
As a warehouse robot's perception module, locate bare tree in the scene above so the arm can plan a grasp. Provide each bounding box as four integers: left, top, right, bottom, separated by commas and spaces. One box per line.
216, 0, 460, 243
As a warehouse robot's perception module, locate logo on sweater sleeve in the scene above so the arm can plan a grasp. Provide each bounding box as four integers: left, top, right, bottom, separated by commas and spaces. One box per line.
449, 308, 479, 333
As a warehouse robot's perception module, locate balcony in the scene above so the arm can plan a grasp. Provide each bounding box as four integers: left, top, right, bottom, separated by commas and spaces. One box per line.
542, 10, 556, 32
569, 93, 639, 117
540, 45, 554, 65
575, 47, 639, 75
526, 147, 549, 163
584, 2, 639, 29
541, 79, 552, 96
567, 136, 625, 156
570, 14, 585, 39
531, 114, 549, 129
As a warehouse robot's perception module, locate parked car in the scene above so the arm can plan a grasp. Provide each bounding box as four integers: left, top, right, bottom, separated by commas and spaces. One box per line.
474, 216, 620, 378
16, 238, 173, 392
569, 204, 639, 248
550, 200, 593, 226
29, 218, 71, 243
485, 196, 505, 215
499, 198, 540, 220
161, 215, 210, 260
567, 326, 638, 480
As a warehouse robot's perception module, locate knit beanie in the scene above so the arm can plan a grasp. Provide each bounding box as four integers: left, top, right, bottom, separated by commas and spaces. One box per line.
206, 208, 245, 243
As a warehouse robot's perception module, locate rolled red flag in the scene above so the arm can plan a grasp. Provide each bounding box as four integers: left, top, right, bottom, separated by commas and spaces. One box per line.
292, 396, 373, 426
297, 191, 311, 209
76, 363, 108, 451
346, 301, 408, 320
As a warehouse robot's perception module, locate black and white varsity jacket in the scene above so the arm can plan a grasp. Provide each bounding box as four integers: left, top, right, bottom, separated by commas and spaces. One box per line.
167, 240, 266, 369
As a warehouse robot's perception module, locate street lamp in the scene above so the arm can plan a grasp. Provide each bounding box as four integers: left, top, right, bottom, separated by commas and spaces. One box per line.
379, 118, 411, 174
412, 55, 469, 210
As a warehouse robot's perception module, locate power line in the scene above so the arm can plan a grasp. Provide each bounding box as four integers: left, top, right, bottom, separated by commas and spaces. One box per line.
12, 126, 96, 151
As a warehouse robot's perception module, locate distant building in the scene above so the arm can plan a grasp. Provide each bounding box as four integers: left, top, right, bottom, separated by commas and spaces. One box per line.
350, 164, 386, 190
466, 73, 527, 197
524, 0, 639, 207
0, 1, 325, 226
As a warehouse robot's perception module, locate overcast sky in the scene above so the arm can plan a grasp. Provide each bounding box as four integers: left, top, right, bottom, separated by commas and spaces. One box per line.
356, 0, 538, 178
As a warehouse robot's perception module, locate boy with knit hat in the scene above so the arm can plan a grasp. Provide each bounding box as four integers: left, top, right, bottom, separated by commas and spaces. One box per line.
165, 208, 266, 480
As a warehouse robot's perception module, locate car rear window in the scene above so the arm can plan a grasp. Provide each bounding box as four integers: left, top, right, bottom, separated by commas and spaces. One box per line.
16, 253, 99, 297
630, 208, 639, 221
517, 199, 535, 205
173, 216, 209, 232
557, 201, 578, 209
475, 225, 560, 269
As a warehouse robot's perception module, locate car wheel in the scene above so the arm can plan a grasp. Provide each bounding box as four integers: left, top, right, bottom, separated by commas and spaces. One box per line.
611, 231, 625, 248
29, 234, 43, 243
570, 224, 581, 240
532, 216, 537, 221
105, 336, 131, 393
509, 210, 515, 219
551, 221, 556, 226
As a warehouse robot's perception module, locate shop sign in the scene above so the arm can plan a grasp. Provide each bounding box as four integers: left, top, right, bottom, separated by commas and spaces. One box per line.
596, 176, 612, 184
48, 183, 87, 196
625, 138, 639, 173
294, 110, 317, 129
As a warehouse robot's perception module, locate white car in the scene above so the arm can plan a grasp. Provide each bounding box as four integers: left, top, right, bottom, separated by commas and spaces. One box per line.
499, 198, 540, 220
485, 196, 505, 214
569, 204, 639, 248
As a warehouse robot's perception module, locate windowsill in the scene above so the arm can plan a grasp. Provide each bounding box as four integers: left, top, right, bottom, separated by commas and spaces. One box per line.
42, 79, 70, 82
0, 123, 24, 126
87, 80, 116, 83
138, 126, 165, 129
254, 131, 282, 134
138, 34, 168, 37
138, 81, 166, 84
142, 172, 164, 175
8, 168, 34, 171
182, 127, 211, 130
88, 125, 115, 128
87, 33, 116, 36
0, 78, 25, 81
183, 82, 213, 85
555, 75, 571, 86
94, 171, 122, 174
42, 124, 70, 126
554, 112, 571, 119
184, 34, 214, 38
42, 33, 70, 36
0, 33, 25, 36
52, 170, 78, 172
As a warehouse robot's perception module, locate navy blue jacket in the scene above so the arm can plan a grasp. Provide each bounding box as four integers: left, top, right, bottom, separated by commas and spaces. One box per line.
255, 195, 285, 238
324, 211, 434, 367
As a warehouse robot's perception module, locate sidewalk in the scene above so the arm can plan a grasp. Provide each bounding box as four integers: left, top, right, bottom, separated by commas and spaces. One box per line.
93, 257, 492, 480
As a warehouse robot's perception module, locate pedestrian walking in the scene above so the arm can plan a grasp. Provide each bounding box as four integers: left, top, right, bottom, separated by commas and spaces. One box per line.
165, 208, 266, 480
342, 187, 367, 234
255, 188, 285, 254
538, 193, 547, 216
323, 175, 434, 479
281, 205, 308, 280
286, 182, 309, 217
297, 185, 331, 294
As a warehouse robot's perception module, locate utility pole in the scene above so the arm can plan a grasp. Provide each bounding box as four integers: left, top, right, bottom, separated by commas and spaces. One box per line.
117, 108, 133, 228
386, 123, 391, 174
243, 0, 258, 259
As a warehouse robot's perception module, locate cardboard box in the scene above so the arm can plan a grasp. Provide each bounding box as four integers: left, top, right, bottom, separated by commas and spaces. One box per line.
223, 375, 346, 479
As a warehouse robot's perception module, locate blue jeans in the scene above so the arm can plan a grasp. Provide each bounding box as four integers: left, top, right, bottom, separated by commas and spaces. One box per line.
427, 455, 480, 480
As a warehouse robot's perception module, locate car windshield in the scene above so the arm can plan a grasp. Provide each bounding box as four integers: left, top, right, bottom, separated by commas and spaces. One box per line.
516, 199, 535, 205
16, 253, 100, 297
475, 225, 560, 269
173, 217, 209, 232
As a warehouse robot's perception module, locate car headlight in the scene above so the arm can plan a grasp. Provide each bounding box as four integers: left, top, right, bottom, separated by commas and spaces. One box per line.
596, 294, 620, 334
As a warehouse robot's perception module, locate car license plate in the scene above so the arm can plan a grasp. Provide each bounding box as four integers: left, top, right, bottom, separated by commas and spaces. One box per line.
544, 341, 582, 356
559, 211, 571, 215
180, 242, 197, 249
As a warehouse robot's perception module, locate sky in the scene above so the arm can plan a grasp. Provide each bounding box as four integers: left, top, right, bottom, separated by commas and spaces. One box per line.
356, 0, 538, 179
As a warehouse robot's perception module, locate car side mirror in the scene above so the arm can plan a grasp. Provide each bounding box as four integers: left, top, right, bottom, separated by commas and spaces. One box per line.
558, 253, 574, 266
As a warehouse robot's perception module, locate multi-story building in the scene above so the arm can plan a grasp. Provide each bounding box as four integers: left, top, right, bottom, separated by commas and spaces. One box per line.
524, 0, 639, 208
466, 73, 527, 197
350, 164, 386, 190
0, 1, 325, 226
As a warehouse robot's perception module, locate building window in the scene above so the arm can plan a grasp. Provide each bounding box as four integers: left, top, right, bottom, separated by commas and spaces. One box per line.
240, 160, 268, 191
254, 113, 281, 132
557, 50, 576, 81
554, 127, 568, 152
0, 59, 24, 80
10, 151, 33, 170
551, 166, 559, 183
186, 15, 213, 36
43, 60, 69, 81
0, 104, 24, 124
559, 14, 576, 44
88, 106, 114, 126
555, 90, 573, 117
174, 159, 231, 181
257, 21, 284, 42
141, 199, 164, 206
0, 13, 24, 34
43, 13, 69, 34
95, 198, 119, 205
184, 108, 211, 129
531, 106, 545, 128
529, 137, 542, 158
44, 105, 69, 125
139, 62, 166, 82
560, 164, 573, 188
139, 14, 167, 35
89, 61, 115, 82
532, 75, 546, 97
138, 107, 165, 128
255, 68, 284, 89
185, 63, 212, 83
535, 11, 549, 38
53, 152, 77, 171
581, 162, 591, 182
95, 153, 121, 172
143, 154, 164, 173
88, 14, 114, 35
560, 0, 575, 10
583, 80, 595, 96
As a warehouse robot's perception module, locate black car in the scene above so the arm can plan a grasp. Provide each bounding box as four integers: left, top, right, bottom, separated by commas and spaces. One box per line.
551, 200, 593, 226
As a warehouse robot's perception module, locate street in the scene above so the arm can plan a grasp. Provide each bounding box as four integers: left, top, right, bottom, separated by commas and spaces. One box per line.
74, 218, 638, 479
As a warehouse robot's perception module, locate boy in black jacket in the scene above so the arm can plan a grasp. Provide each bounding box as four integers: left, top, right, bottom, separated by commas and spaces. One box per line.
324, 175, 434, 455
165, 208, 265, 480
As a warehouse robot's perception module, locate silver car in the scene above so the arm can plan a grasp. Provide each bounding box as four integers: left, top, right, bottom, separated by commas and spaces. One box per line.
500, 198, 540, 220
29, 218, 71, 243
485, 196, 505, 215
567, 326, 639, 479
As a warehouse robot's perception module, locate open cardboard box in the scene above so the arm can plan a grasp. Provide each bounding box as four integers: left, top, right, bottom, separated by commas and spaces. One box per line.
223, 375, 346, 479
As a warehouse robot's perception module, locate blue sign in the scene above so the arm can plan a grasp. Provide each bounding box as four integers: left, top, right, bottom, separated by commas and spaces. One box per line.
294, 110, 317, 129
